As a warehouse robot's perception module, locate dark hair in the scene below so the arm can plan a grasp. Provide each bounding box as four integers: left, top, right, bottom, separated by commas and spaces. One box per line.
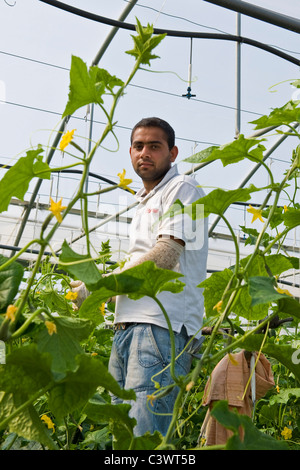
130, 117, 175, 150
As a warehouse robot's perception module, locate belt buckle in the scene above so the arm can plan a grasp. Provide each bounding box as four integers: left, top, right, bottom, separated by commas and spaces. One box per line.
115, 322, 126, 330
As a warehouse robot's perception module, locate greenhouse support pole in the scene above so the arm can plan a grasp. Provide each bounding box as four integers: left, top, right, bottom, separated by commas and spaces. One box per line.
85, 0, 139, 193
235, 12, 241, 138
12, 0, 138, 252
203, 0, 300, 34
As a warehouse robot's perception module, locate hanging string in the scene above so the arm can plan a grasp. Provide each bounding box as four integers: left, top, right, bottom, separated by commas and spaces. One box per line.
182, 38, 196, 99
154, 0, 168, 24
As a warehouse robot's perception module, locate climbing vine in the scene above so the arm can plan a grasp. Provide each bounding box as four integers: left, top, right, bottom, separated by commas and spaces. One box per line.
0, 19, 299, 450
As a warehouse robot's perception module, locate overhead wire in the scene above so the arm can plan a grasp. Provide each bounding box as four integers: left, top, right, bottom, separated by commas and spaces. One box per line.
0, 49, 264, 117
37, 0, 300, 66
122, 0, 300, 55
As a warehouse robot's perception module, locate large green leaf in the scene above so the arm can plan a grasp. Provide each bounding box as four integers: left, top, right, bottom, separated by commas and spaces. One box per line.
79, 270, 144, 321
80, 262, 184, 317
265, 253, 299, 276
85, 396, 162, 450
210, 400, 288, 450
269, 388, 300, 405
0, 345, 53, 395
167, 185, 260, 221
277, 297, 300, 321
232, 285, 269, 321
85, 399, 136, 450
0, 392, 58, 449
0, 255, 24, 312
48, 354, 135, 419
184, 134, 265, 167
36, 316, 94, 378
0, 148, 50, 213
124, 261, 184, 299
58, 240, 102, 291
282, 207, 300, 228
0, 345, 135, 436
250, 100, 300, 129
248, 276, 293, 306
240, 334, 300, 382
62, 56, 123, 118
199, 269, 233, 318
0, 346, 58, 449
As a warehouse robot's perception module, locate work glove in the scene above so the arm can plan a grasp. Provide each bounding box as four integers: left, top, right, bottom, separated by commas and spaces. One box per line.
69, 280, 90, 310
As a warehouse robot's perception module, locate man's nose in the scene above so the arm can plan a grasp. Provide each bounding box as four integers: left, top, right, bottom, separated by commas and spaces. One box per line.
140, 145, 150, 158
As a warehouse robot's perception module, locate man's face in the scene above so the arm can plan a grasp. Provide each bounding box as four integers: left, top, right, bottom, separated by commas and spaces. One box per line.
130, 126, 178, 191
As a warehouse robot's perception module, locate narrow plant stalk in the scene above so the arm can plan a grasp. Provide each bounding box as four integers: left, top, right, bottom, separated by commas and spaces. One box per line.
10, 307, 50, 340
208, 310, 279, 365
9, 244, 47, 329
0, 238, 42, 272
153, 296, 179, 384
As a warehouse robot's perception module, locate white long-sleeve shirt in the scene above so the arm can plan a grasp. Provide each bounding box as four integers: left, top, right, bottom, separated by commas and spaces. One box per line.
115, 164, 208, 338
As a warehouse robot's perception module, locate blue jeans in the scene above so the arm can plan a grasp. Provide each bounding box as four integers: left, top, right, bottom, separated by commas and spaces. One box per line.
108, 323, 193, 436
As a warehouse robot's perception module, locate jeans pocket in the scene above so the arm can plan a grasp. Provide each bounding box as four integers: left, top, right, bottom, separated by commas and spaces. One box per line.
137, 324, 166, 368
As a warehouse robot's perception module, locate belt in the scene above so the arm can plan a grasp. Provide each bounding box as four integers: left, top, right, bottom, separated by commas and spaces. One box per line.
113, 322, 137, 330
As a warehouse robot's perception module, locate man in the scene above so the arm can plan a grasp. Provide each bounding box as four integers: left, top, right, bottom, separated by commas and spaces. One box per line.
108, 117, 208, 436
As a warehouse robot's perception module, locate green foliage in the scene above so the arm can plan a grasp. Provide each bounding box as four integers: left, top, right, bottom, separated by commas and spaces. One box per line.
210, 401, 289, 450
126, 18, 166, 65
0, 148, 50, 213
184, 134, 266, 167
0, 18, 299, 451
62, 56, 124, 118
250, 100, 300, 129
0, 255, 23, 312
36, 316, 95, 378
58, 241, 102, 291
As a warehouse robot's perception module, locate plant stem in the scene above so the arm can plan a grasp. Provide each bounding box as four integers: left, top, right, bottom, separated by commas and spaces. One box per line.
0, 239, 42, 272
10, 243, 47, 329
153, 296, 178, 384
220, 214, 240, 274
208, 310, 278, 364
10, 307, 49, 340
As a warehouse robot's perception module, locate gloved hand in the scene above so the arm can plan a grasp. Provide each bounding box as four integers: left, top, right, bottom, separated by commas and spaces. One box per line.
69, 280, 90, 310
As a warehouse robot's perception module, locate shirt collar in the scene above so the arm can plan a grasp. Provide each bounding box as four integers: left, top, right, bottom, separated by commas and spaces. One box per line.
135, 164, 179, 202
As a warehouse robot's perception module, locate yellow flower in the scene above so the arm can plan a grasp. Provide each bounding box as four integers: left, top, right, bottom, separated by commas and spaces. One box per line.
147, 394, 156, 407
60, 129, 76, 151
99, 303, 106, 316
276, 385, 280, 393
247, 205, 264, 223
283, 205, 288, 212
45, 321, 57, 336
49, 197, 67, 223
41, 414, 55, 433
65, 291, 78, 301
117, 169, 135, 194
281, 426, 292, 440
213, 300, 223, 313
5, 305, 17, 322
186, 380, 195, 392
276, 287, 293, 297
228, 353, 239, 366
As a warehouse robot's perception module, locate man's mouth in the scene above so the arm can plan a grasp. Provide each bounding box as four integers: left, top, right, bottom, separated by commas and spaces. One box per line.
139, 161, 153, 168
